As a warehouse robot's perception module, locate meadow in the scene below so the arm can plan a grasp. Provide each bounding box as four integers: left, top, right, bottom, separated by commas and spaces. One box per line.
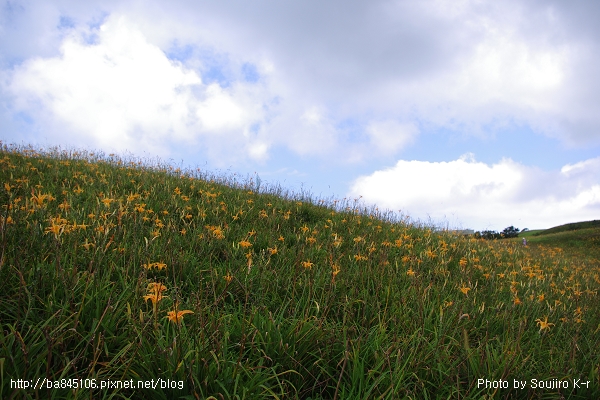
520, 222, 600, 266
1, 142, 599, 399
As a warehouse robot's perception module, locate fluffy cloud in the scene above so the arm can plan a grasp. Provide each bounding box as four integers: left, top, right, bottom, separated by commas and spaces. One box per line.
366, 120, 419, 155
349, 154, 600, 230
4, 14, 269, 162
3, 0, 600, 165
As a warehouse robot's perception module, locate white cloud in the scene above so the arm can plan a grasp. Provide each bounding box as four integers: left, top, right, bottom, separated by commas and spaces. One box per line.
268, 105, 338, 157
561, 157, 600, 177
2, 0, 600, 168
99, 0, 600, 158
247, 141, 269, 161
349, 155, 600, 230
4, 14, 269, 162
366, 120, 419, 155
195, 83, 250, 131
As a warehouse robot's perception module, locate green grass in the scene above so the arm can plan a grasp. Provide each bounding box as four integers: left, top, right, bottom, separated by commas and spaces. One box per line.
519, 223, 600, 266
1, 142, 599, 399
518, 230, 544, 238
533, 220, 600, 236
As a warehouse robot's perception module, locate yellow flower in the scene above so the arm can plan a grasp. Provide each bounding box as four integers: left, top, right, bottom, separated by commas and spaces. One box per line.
535, 316, 555, 333
144, 292, 166, 305
332, 264, 341, 281
301, 260, 314, 270
459, 286, 471, 296
224, 273, 233, 284
82, 239, 95, 250
554, 300, 562, 307
166, 308, 194, 324
513, 297, 522, 305
406, 268, 415, 277
101, 198, 114, 207
425, 249, 436, 258
143, 262, 167, 270
58, 199, 71, 211
45, 223, 63, 237
144, 283, 168, 305
147, 282, 167, 292
31, 192, 54, 207
239, 240, 252, 248
353, 254, 367, 261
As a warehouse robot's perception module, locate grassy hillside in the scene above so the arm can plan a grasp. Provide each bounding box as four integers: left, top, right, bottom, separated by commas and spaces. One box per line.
1, 143, 599, 399
533, 220, 600, 236
519, 222, 600, 265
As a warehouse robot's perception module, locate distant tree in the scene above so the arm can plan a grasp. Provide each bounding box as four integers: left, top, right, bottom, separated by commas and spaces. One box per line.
501, 226, 520, 238
474, 227, 521, 240
474, 230, 501, 240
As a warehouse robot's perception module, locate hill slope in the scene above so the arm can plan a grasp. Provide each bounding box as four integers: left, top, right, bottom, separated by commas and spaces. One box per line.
533, 220, 600, 236
1, 143, 599, 399
520, 221, 600, 264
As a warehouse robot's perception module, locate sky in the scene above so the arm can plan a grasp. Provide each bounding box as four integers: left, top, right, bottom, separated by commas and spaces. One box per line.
1, 0, 599, 231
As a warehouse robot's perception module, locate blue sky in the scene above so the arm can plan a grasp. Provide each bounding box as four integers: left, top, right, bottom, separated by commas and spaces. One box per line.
1, 0, 599, 230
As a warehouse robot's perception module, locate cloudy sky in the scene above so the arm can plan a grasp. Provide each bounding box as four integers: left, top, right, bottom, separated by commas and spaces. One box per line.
2, 0, 599, 230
